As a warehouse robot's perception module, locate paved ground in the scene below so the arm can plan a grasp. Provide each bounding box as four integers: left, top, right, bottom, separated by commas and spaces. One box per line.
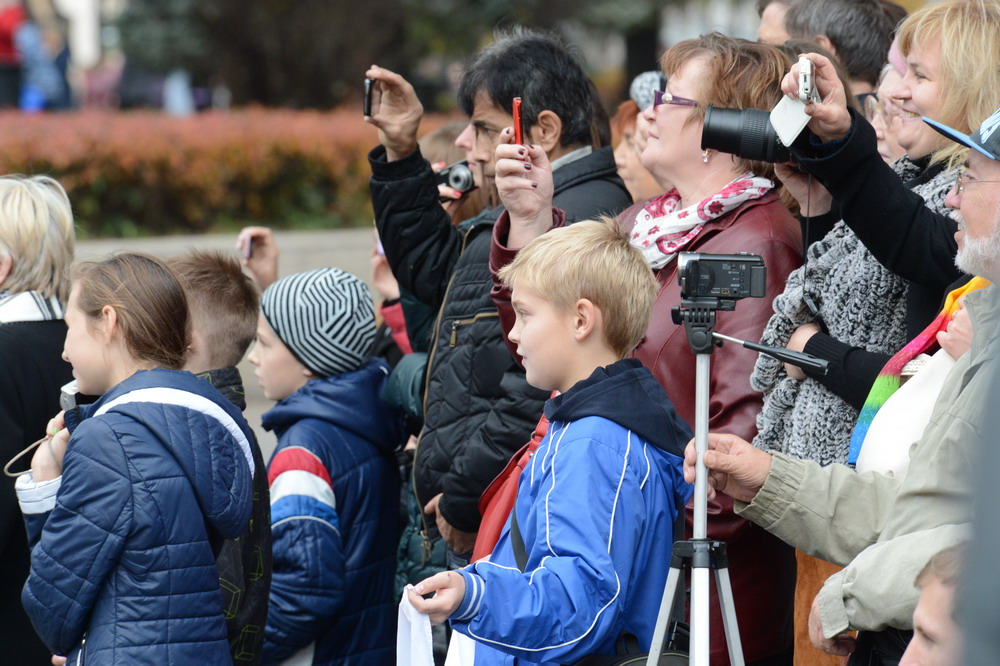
77, 227, 376, 459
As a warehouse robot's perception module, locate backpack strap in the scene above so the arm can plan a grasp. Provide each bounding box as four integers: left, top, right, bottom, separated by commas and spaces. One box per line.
509, 504, 529, 573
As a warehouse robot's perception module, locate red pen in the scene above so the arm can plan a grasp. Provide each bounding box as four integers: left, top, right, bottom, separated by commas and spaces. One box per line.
513, 97, 524, 145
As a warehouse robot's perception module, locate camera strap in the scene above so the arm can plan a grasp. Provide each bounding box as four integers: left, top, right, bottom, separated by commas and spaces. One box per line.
802, 173, 826, 330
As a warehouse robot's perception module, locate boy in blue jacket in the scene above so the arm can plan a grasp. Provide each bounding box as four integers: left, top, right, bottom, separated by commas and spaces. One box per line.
249, 268, 405, 665
411, 217, 693, 665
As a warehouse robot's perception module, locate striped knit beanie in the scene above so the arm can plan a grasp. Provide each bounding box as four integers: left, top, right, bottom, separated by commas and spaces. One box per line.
260, 268, 375, 378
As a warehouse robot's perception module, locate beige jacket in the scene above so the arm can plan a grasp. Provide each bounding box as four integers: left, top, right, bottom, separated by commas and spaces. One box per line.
737, 284, 999, 637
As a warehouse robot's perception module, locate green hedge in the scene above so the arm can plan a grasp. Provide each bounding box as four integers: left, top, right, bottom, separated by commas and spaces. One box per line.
0, 108, 448, 238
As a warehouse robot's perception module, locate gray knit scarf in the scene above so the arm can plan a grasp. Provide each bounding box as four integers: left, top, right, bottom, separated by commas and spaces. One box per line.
750, 156, 958, 465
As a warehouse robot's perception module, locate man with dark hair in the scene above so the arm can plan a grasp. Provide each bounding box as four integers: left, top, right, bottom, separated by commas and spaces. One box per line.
758, 0, 895, 95
365, 26, 631, 588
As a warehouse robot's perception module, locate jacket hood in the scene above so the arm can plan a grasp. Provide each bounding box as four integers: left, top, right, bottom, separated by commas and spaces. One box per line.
262, 358, 404, 453
545, 359, 692, 459
66, 368, 255, 539
553, 146, 627, 196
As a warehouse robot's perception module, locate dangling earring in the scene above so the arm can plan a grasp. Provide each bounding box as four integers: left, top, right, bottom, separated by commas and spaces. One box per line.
702, 150, 711, 163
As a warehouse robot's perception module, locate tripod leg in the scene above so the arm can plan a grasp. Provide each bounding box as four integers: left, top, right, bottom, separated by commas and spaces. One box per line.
645, 565, 684, 666
714, 566, 746, 666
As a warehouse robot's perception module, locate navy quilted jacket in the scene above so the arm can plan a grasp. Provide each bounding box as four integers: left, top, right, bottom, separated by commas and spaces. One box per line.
18, 369, 255, 664
262, 359, 403, 665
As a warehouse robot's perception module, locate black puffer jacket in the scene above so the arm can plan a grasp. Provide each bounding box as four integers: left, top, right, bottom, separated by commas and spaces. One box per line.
369, 145, 630, 532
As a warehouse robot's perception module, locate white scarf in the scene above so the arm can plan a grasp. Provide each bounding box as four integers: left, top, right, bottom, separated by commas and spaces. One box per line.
0, 291, 64, 324
629, 173, 774, 269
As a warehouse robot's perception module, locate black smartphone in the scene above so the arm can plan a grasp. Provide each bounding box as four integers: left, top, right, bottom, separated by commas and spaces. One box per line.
364, 77, 374, 116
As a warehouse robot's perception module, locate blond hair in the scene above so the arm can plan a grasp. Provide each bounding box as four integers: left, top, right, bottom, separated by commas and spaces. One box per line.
498, 217, 657, 358
897, 0, 1000, 164
0, 175, 75, 302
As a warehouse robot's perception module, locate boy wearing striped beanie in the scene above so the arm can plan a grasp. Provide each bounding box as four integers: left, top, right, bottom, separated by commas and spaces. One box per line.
248, 268, 406, 665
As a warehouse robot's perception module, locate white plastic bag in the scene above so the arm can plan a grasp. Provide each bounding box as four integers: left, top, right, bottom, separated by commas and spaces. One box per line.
397, 585, 435, 666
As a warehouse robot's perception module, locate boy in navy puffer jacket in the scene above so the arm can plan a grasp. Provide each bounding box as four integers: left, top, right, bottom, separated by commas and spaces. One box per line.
410, 219, 693, 665
249, 268, 405, 666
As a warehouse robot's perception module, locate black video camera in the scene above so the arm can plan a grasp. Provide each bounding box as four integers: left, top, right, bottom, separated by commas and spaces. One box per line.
678, 252, 766, 301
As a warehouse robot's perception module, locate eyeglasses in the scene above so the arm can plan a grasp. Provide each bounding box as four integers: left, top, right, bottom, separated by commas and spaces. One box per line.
862, 93, 879, 122
653, 90, 699, 108
956, 167, 1000, 194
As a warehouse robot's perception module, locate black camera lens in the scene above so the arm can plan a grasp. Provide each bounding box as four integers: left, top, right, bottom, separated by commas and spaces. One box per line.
701, 105, 790, 163
447, 163, 475, 193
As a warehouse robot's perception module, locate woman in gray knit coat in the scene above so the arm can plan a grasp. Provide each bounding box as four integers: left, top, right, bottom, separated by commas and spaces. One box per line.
751, 2, 1000, 465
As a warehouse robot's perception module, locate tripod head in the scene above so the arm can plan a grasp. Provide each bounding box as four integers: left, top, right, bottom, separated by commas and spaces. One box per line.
671, 297, 733, 355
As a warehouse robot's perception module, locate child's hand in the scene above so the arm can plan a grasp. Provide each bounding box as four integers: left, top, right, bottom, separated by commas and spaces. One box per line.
236, 226, 279, 290
32, 412, 69, 481
408, 571, 466, 625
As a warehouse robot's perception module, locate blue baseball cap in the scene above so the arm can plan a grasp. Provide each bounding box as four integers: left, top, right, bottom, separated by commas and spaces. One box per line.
923, 107, 1000, 161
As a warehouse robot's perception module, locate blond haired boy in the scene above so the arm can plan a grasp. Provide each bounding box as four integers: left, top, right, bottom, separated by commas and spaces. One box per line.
410, 218, 694, 665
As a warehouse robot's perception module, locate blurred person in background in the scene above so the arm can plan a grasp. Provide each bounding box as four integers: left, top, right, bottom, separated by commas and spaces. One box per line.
0, 174, 74, 665
492, 33, 802, 665
758, 0, 898, 98
611, 71, 666, 203
899, 544, 966, 666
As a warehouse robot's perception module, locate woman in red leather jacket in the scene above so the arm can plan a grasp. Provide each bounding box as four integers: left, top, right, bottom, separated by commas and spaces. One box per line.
490, 33, 802, 665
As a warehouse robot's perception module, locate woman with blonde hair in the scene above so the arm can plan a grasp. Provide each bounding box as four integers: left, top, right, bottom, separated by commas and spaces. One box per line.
0, 174, 75, 665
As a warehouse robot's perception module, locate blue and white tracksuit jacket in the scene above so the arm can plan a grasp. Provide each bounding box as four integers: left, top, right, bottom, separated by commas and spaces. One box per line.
451, 359, 694, 665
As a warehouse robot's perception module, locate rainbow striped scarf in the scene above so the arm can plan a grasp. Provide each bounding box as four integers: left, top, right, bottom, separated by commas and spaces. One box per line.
848, 276, 990, 466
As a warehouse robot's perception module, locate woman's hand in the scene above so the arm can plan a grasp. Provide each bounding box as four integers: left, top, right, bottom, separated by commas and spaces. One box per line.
32, 412, 69, 482
785, 322, 822, 380
781, 54, 852, 143
774, 163, 833, 217
364, 65, 424, 162
236, 226, 279, 290
495, 128, 555, 249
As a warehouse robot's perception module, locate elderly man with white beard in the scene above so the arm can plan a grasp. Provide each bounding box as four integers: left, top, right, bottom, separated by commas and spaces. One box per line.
681, 107, 1000, 664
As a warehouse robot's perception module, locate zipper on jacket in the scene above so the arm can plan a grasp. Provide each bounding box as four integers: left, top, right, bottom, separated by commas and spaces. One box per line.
449, 311, 500, 347
76, 634, 86, 666
413, 223, 481, 561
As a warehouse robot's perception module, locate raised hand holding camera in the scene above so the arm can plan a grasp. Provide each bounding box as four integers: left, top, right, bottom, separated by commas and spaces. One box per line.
780, 53, 852, 143
363, 65, 424, 161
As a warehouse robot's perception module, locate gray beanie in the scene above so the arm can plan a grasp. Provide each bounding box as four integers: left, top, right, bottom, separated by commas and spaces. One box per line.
260, 268, 375, 378
629, 70, 665, 111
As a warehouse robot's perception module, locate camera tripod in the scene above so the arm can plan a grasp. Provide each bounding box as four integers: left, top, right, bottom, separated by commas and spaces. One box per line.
645, 296, 828, 666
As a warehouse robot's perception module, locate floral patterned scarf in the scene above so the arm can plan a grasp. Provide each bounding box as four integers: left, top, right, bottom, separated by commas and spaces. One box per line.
629, 173, 774, 269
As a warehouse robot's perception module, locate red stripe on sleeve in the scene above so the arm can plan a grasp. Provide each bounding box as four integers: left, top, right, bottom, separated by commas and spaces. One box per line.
267, 446, 333, 487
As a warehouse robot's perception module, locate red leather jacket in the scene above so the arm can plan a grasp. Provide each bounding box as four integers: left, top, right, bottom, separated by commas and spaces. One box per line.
490, 192, 802, 664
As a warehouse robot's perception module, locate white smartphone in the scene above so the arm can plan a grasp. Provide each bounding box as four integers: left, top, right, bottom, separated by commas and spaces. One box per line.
770, 96, 812, 147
